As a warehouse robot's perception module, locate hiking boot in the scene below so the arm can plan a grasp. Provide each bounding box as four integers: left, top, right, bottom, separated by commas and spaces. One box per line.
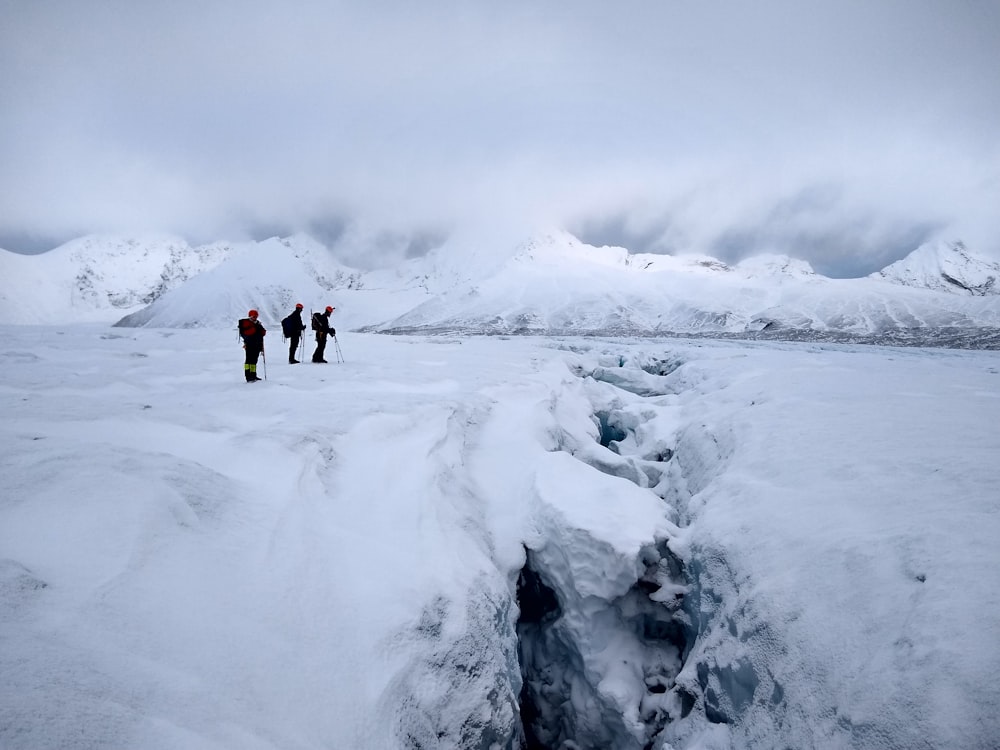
289, 359, 300, 364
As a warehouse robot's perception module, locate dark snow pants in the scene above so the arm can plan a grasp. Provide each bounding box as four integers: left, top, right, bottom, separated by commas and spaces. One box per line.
245, 344, 262, 381
312, 332, 327, 363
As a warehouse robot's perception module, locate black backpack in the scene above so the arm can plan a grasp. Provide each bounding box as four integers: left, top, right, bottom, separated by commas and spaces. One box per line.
281, 315, 297, 338
311, 312, 323, 331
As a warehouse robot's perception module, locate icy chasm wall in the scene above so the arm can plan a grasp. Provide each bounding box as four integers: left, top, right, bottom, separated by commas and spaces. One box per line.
558, 351, 795, 750
526, 348, 845, 749
508, 353, 695, 750
387, 582, 523, 749
375, 348, 696, 750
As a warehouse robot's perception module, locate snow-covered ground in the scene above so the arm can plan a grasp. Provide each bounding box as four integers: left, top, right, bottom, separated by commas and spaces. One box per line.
1, 326, 998, 749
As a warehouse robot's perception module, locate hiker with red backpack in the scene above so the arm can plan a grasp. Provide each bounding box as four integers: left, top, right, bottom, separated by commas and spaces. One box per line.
238, 309, 267, 382
311, 305, 336, 363
281, 303, 307, 364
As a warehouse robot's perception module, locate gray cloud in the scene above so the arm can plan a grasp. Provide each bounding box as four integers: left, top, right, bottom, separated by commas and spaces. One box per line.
1, 0, 999, 273
573, 182, 949, 277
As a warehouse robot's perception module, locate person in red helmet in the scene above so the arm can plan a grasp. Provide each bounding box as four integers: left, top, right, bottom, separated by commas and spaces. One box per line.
281, 303, 306, 364
311, 305, 336, 363
238, 309, 266, 382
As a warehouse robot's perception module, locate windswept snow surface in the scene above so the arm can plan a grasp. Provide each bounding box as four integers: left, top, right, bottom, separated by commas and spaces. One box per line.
1, 327, 998, 749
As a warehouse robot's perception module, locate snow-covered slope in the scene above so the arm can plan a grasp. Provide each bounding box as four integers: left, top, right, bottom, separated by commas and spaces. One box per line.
0, 235, 231, 324
871, 240, 1000, 295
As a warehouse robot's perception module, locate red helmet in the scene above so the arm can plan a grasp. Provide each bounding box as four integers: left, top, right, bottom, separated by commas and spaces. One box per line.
248, 309, 258, 318
325, 306, 334, 313
295, 303, 303, 309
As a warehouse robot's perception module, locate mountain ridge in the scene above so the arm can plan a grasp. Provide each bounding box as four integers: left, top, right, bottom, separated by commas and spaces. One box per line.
3, 232, 999, 347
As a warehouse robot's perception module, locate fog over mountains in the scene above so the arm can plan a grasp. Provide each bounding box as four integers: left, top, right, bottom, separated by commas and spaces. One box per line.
2, 233, 999, 347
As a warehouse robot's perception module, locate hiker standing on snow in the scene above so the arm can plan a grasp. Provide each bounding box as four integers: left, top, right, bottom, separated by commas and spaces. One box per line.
311, 305, 336, 363
282, 303, 306, 364
238, 309, 266, 382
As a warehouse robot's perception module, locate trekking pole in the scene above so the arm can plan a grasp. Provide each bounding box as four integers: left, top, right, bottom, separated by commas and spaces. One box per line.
332, 334, 345, 363
261, 345, 267, 380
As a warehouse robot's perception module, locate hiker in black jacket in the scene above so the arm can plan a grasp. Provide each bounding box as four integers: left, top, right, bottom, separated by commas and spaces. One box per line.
283, 303, 306, 364
238, 309, 266, 382
311, 306, 336, 363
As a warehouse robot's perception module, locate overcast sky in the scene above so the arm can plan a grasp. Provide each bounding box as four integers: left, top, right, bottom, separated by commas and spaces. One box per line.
2, 0, 998, 275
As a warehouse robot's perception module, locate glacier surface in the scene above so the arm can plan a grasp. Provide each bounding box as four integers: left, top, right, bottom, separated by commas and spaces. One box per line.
1, 327, 998, 749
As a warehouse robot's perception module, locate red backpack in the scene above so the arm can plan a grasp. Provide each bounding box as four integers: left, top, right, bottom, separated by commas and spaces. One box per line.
238, 318, 257, 340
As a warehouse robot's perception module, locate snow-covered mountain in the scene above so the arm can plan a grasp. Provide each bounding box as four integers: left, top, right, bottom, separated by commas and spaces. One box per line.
111, 235, 375, 330
370, 232, 1000, 342
871, 240, 1000, 295
111, 235, 441, 334
0, 235, 232, 324
3, 231, 999, 346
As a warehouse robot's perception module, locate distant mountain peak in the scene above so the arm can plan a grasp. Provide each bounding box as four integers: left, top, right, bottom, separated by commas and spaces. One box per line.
736, 254, 818, 279
512, 232, 740, 275
871, 240, 1000, 295
511, 234, 630, 270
